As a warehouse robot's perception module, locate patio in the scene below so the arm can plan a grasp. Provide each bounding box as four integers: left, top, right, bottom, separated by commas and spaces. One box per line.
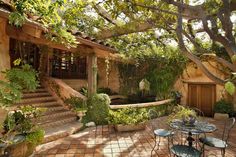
34, 117, 236, 157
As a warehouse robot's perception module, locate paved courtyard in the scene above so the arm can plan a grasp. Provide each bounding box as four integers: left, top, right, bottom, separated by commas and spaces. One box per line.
35, 117, 236, 157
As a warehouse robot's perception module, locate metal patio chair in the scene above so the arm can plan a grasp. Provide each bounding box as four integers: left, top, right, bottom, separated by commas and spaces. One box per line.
148, 109, 174, 156
199, 117, 236, 157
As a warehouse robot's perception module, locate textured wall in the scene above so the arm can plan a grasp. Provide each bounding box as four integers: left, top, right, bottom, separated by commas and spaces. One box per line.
174, 61, 227, 105
97, 58, 120, 93
0, 18, 10, 80
61, 58, 120, 93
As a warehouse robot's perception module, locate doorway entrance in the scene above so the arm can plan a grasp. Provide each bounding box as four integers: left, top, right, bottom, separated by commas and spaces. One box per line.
188, 83, 216, 117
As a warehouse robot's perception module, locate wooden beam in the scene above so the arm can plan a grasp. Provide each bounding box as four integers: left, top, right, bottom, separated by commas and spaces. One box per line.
76, 36, 117, 53
6, 24, 78, 52
87, 54, 97, 97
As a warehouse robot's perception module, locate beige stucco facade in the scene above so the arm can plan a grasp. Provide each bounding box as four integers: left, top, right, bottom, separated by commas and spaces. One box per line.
174, 61, 228, 106
62, 58, 120, 93
0, 18, 10, 80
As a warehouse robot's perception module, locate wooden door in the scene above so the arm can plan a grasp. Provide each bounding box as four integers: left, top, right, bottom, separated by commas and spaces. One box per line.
188, 83, 216, 117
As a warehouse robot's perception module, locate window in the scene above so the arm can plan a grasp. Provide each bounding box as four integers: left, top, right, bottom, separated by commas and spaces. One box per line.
52, 49, 87, 79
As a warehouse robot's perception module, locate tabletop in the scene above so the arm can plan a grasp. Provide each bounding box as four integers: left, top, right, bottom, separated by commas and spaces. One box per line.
170, 119, 217, 134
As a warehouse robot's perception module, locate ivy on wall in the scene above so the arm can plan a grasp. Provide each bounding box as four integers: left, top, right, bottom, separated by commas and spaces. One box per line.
118, 48, 187, 99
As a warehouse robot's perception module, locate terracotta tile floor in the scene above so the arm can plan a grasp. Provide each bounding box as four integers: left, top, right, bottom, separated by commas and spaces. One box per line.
35, 117, 236, 157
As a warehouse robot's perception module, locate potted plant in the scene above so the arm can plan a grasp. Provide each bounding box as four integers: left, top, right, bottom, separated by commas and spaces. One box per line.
65, 96, 87, 122
108, 107, 149, 132
214, 99, 233, 120
1, 105, 45, 157
168, 105, 197, 126
0, 59, 41, 156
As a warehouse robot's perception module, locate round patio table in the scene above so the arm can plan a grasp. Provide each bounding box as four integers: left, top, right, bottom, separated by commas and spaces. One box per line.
170, 119, 217, 147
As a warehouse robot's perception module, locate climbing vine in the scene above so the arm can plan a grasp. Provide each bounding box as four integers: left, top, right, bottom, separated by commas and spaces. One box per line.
118, 47, 187, 98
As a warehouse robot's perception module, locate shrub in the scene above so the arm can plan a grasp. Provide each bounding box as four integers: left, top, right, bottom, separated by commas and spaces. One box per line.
108, 107, 148, 125
214, 99, 233, 114
86, 94, 110, 125
4, 64, 39, 92
26, 128, 45, 147
64, 96, 86, 110
79, 87, 88, 96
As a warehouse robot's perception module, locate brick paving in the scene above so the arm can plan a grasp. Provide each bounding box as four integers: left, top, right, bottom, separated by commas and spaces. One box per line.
34, 117, 236, 157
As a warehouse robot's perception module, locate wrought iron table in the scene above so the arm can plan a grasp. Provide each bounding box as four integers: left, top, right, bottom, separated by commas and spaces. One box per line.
170, 119, 217, 147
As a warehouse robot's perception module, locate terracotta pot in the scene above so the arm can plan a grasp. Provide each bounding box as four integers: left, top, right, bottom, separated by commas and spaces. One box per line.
214, 113, 229, 120
114, 123, 146, 132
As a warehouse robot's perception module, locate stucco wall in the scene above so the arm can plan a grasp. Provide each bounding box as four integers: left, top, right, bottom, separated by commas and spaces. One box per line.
62, 79, 88, 91
61, 58, 120, 93
0, 18, 10, 80
174, 61, 227, 105
97, 58, 120, 93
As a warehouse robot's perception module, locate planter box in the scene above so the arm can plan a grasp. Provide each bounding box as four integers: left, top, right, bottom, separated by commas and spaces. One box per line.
114, 123, 146, 132
214, 113, 229, 120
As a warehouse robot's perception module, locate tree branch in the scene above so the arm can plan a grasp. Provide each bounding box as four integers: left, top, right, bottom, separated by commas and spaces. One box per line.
96, 19, 156, 39
176, 2, 225, 85
93, 4, 118, 25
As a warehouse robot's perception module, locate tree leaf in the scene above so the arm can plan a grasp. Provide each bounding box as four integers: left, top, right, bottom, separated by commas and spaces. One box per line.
225, 81, 235, 96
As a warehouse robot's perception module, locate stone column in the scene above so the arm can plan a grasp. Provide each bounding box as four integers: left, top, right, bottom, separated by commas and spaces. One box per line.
87, 53, 97, 97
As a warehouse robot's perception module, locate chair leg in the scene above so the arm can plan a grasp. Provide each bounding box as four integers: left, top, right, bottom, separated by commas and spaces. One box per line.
221, 148, 225, 157
151, 136, 160, 156
202, 144, 205, 157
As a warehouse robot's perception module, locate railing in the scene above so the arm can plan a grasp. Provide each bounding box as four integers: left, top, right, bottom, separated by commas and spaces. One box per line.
109, 99, 173, 109
43, 77, 87, 101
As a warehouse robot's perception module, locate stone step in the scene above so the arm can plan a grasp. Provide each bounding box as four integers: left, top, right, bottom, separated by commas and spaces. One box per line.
22, 92, 51, 98
37, 111, 76, 122
23, 88, 47, 93
43, 106, 66, 113
43, 122, 83, 143
18, 96, 56, 104
39, 116, 77, 129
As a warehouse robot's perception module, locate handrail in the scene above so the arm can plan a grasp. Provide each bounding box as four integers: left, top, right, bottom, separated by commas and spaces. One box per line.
43, 77, 87, 101
109, 99, 173, 109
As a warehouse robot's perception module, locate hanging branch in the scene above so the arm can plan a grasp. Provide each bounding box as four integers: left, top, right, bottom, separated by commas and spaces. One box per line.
176, 1, 225, 85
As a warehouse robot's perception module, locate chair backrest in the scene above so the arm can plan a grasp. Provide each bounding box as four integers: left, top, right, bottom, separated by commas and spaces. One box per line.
147, 109, 159, 131
222, 117, 236, 142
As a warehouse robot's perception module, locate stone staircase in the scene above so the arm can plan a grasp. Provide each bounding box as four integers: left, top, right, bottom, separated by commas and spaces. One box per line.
15, 86, 83, 143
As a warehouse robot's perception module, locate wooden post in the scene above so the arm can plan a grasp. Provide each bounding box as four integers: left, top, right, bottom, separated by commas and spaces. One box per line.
0, 18, 10, 80
87, 53, 97, 97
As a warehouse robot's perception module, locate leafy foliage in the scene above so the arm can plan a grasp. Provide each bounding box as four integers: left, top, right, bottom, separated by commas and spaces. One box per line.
214, 99, 233, 114
108, 107, 148, 125
4, 64, 39, 92
64, 96, 87, 111
25, 128, 45, 147
9, 11, 26, 27
3, 106, 45, 134
86, 94, 110, 125
0, 60, 39, 108
224, 81, 235, 96
0, 81, 22, 108
168, 105, 197, 123
118, 47, 186, 98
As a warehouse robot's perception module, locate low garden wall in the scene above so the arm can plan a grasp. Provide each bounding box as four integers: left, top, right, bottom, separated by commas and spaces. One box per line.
109, 99, 173, 109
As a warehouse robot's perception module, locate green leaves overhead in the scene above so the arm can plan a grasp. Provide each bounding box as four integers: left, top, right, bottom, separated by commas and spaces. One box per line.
225, 81, 235, 96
